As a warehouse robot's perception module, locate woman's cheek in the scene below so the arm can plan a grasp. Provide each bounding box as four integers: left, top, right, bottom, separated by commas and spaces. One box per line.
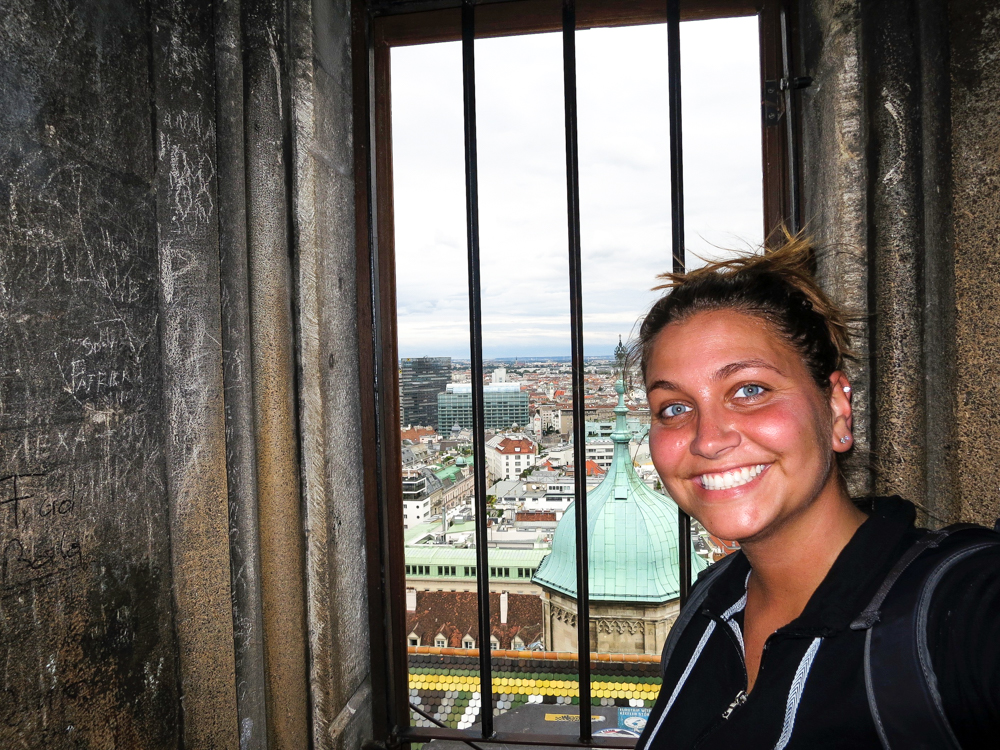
741, 403, 803, 448
649, 426, 688, 478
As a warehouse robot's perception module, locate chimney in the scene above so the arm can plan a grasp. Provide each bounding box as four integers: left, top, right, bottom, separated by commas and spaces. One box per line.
500, 591, 508, 624
406, 588, 417, 612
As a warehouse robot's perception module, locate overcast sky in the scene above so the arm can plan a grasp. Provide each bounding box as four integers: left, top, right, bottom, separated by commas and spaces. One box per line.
391, 16, 763, 359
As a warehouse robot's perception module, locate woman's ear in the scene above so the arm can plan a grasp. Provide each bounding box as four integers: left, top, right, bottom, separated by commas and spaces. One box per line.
829, 371, 853, 453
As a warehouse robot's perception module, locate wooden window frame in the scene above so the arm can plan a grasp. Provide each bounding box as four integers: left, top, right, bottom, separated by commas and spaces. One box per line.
353, 0, 799, 744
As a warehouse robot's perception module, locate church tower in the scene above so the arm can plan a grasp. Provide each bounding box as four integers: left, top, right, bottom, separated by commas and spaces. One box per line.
532, 380, 707, 654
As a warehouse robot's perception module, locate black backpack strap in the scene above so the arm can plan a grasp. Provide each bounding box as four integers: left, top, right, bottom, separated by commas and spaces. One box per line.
850, 528, 951, 630
658, 552, 738, 676
856, 527, 1000, 750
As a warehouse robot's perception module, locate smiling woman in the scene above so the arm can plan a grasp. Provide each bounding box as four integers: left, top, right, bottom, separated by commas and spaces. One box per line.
633, 236, 1000, 749
644, 309, 858, 546
638, 235, 858, 547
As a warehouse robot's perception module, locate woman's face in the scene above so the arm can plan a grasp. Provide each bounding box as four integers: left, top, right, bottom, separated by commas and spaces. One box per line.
645, 308, 852, 544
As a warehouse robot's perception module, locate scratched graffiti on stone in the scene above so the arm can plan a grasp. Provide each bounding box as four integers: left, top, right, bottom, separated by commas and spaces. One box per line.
160, 111, 216, 236
0, 473, 83, 596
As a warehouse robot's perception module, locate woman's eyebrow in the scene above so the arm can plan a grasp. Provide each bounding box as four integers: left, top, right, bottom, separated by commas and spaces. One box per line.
714, 359, 785, 381
647, 360, 784, 394
646, 379, 680, 394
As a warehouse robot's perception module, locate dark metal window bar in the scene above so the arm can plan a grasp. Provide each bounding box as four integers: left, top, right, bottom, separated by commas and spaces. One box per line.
779, 7, 810, 235
461, 0, 497, 740
562, 0, 593, 742
373, 0, 692, 746
666, 0, 693, 609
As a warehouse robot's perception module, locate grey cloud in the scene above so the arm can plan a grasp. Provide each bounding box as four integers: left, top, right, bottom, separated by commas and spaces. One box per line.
392, 17, 763, 358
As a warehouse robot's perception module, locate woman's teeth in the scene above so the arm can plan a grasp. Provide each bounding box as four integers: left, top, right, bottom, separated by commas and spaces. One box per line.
699, 464, 767, 490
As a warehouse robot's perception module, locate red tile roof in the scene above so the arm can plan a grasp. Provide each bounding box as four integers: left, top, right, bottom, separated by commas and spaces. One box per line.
492, 437, 535, 455
706, 534, 741, 562
401, 426, 436, 442
405, 591, 543, 649
515, 511, 557, 522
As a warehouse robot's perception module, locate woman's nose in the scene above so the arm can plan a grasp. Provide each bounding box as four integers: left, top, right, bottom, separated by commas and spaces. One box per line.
690, 411, 740, 459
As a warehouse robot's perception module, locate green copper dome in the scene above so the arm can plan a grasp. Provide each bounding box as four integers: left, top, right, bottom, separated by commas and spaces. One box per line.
532, 381, 707, 603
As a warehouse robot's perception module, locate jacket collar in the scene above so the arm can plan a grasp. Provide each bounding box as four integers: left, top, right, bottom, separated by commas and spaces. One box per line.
700, 496, 923, 636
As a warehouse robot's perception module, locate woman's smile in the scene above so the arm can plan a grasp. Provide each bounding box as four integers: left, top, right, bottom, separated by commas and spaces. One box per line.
695, 462, 770, 492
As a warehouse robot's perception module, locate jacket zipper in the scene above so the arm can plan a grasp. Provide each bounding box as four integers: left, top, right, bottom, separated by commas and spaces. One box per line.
721, 690, 747, 719
714, 610, 755, 722
692, 615, 758, 748
721, 617, 773, 721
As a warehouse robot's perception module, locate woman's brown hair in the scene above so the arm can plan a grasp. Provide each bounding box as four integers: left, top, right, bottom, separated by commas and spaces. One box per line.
637, 233, 852, 391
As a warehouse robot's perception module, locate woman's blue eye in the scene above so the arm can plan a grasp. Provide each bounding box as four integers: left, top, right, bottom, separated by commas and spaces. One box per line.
735, 384, 764, 398
664, 403, 691, 418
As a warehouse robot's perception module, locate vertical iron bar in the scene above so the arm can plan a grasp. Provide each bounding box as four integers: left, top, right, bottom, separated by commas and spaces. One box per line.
780, 8, 801, 234
667, 0, 693, 607
667, 0, 685, 275
562, 0, 592, 740
678, 511, 692, 606
462, 0, 495, 738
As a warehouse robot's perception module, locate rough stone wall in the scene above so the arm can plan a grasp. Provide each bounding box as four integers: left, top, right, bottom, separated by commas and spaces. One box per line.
950, 0, 1000, 526
154, 0, 242, 746
0, 0, 373, 747
862, 0, 931, 510
215, 0, 271, 744
797, 0, 988, 525
290, 0, 373, 746
798, 0, 872, 498
0, 1, 181, 746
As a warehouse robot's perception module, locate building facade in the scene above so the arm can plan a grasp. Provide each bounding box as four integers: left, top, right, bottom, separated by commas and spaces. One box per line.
404, 546, 548, 595
401, 356, 451, 428
401, 468, 444, 529
437, 382, 529, 432
484, 434, 537, 483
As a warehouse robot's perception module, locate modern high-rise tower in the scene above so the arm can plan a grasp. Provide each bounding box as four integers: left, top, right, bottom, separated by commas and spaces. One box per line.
400, 357, 451, 428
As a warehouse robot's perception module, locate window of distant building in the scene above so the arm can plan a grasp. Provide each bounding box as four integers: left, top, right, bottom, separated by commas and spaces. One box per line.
435, 634, 447, 648
512, 636, 525, 650
462, 635, 475, 649
490, 636, 500, 650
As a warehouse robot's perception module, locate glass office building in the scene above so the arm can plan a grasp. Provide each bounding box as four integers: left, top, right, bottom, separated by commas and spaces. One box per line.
438, 382, 529, 432
400, 356, 451, 428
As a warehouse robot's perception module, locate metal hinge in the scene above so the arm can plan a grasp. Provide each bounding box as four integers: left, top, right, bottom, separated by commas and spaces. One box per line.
763, 76, 813, 127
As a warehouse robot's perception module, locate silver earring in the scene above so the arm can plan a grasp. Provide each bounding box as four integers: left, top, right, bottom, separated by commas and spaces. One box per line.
843, 386, 851, 393
840, 435, 851, 444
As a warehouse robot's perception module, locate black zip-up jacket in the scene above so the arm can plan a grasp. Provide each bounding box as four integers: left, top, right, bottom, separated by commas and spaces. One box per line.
636, 497, 1000, 749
